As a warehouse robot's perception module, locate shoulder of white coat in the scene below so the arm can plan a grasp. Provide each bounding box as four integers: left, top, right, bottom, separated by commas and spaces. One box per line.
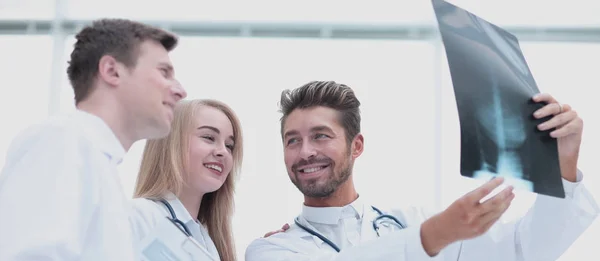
246, 237, 290, 261
130, 197, 165, 214
129, 198, 169, 241
245, 223, 315, 259
5, 113, 87, 161
1, 114, 96, 188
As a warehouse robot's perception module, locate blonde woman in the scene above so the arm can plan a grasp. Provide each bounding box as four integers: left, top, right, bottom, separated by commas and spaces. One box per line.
130, 99, 242, 261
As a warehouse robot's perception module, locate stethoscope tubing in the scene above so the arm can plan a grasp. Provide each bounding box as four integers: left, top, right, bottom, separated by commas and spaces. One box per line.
294, 205, 405, 252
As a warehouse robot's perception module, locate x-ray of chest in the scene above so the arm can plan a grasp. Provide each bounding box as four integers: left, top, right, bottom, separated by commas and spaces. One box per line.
431, 0, 565, 198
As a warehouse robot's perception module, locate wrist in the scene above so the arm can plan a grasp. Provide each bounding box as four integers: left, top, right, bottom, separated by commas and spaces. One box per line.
420, 214, 453, 257
560, 158, 578, 182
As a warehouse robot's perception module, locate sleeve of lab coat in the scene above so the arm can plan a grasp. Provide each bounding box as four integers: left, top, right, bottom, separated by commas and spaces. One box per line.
454, 170, 600, 261
245, 172, 600, 261
245, 224, 443, 261
0, 125, 99, 261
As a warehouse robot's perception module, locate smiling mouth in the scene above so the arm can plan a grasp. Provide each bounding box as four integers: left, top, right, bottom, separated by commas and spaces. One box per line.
298, 165, 329, 174
204, 163, 223, 174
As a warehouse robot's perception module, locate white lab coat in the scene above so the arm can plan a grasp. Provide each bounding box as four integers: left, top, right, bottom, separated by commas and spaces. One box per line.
0, 110, 137, 261
245, 170, 600, 261
129, 193, 221, 261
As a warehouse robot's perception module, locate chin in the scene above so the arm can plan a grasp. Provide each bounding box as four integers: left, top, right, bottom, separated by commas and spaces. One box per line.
156, 129, 171, 139
145, 124, 171, 140
202, 187, 222, 195
159, 121, 172, 134
197, 182, 225, 194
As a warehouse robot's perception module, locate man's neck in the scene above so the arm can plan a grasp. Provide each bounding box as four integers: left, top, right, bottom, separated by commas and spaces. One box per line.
178, 190, 204, 221
76, 99, 135, 151
304, 179, 358, 207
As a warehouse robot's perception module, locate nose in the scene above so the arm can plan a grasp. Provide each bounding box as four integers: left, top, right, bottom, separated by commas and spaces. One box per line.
213, 143, 228, 158
299, 140, 317, 160
171, 79, 187, 101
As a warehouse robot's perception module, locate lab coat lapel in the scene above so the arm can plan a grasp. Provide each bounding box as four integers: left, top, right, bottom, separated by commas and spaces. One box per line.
200, 227, 220, 260
185, 222, 220, 261
294, 216, 339, 253
360, 206, 379, 243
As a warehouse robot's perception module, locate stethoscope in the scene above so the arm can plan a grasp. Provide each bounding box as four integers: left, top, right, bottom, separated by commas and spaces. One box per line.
294, 205, 405, 253
154, 199, 193, 237
152, 199, 218, 261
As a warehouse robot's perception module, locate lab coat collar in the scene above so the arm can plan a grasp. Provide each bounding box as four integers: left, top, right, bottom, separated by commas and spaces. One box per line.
162, 192, 214, 254
301, 195, 365, 225
163, 192, 196, 224
360, 202, 381, 242
73, 110, 125, 165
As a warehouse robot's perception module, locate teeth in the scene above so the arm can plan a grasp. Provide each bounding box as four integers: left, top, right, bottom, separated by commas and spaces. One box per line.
205, 164, 222, 173
302, 167, 324, 173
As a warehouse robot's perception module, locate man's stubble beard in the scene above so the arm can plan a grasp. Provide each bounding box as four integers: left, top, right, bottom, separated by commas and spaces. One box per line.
291, 150, 353, 198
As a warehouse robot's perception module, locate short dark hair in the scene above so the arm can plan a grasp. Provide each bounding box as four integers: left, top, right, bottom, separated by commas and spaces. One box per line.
278, 81, 361, 144
66, 18, 178, 104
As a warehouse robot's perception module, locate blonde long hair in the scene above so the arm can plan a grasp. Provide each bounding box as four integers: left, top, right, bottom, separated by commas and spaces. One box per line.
134, 99, 243, 261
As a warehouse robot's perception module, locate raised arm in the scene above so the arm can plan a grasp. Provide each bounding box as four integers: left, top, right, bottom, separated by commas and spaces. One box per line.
246, 178, 514, 261
0, 127, 96, 260
454, 171, 599, 261
439, 94, 600, 260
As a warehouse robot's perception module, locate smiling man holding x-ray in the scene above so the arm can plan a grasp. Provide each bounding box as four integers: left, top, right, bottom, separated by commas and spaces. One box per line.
244, 80, 599, 261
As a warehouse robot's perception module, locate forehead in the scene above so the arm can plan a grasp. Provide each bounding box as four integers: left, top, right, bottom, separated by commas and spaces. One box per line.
284, 106, 342, 134
194, 106, 233, 135
136, 40, 171, 63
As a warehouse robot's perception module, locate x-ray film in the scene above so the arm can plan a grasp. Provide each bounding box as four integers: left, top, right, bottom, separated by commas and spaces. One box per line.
431, 0, 565, 198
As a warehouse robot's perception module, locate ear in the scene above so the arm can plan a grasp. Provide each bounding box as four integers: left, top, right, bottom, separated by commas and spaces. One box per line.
351, 133, 364, 159
97, 55, 122, 87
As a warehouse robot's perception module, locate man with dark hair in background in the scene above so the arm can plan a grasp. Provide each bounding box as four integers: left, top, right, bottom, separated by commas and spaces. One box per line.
0, 18, 186, 260
246, 80, 598, 260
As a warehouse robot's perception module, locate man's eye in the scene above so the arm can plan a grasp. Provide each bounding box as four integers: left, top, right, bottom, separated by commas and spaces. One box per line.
315, 134, 328, 139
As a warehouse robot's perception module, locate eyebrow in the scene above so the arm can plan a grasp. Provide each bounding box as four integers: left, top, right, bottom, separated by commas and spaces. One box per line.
283, 125, 334, 139
311, 125, 333, 133
198, 126, 235, 141
283, 130, 299, 140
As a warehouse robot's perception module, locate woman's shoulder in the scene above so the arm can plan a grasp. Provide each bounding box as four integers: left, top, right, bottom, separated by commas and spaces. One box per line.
131, 197, 159, 210
130, 198, 171, 219
129, 198, 169, 241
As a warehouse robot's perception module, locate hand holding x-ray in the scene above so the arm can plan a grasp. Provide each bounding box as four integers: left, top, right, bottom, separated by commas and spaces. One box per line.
532, 93, 584, 182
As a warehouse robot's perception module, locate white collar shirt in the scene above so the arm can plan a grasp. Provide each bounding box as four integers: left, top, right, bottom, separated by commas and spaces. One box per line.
301, 196, 366, 250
